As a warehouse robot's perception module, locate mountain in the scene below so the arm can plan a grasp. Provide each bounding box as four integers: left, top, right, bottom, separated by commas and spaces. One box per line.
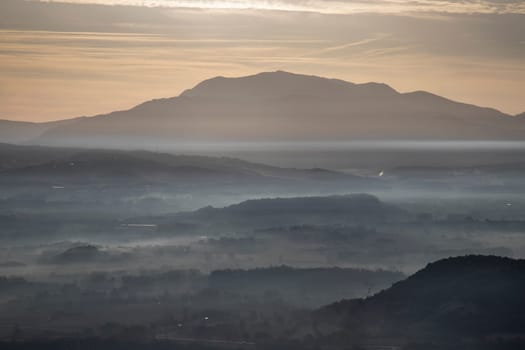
1, 71, 523, 148
0, 143, 371, 187
0, 117, 84, 144
0, 120, 50, 144
317, 255, 525, 347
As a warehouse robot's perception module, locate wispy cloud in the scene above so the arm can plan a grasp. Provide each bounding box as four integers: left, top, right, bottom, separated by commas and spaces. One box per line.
1, 1, 524, 120
36, 0, 525, 14
308, 35, 391, 56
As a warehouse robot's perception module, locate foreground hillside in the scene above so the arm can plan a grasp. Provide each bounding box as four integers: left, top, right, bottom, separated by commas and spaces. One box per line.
1, 256, 524, 349
316, 255, 525, 349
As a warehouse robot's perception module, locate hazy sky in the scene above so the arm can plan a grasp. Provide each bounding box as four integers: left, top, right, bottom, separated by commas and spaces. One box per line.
1, 0, 524, 121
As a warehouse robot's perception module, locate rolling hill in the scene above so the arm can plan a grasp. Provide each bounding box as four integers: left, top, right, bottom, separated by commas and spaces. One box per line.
161, 193, 409, 230
0, 143, 372, 188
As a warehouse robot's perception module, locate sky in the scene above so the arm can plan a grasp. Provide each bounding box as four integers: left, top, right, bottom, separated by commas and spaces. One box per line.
0, 0, 524, 122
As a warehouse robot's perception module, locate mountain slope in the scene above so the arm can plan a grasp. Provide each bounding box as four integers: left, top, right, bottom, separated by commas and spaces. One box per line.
319, 255, 525, 344
166, 194, 408, 230
10, 71, 521, 148
0, 117, 84, 144
0, 143, 371, 188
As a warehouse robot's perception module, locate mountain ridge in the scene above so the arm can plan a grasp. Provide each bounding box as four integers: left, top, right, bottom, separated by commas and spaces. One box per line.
0, 142, 372, 188
1, 71, 523, 147
0, 117, 86, 144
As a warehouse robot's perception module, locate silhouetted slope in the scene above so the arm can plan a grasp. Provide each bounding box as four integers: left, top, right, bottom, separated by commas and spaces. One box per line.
175, 194, 408, 228
0, 117, 84, 144
322, 255, 525, 340
0, 120, 50, 144
11, 71, 521, 147
0, 143, 369, 187
209, 266, 404, 307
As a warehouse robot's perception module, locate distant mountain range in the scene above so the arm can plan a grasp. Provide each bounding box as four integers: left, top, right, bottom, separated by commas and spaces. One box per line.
1, 71, 523, 147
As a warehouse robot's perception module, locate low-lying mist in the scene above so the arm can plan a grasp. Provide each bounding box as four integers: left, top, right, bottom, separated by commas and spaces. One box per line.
1, 142, 525, 348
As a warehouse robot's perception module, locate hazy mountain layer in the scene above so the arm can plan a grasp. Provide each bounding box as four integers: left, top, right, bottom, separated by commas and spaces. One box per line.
2, 71, 523, 148
150, 194, 410, 233
0, 143, 369, 187
0, 117, 85, 144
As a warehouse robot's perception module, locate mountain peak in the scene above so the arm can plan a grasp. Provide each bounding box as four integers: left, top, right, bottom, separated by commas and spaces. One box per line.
412, 254, 521, 279
180, 70, 398, 99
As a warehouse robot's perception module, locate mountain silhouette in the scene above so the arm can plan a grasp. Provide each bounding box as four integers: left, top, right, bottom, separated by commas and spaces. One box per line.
2, 71, 523, 147
0, 143, 371, 189
318, 255, 525, 346
0, 117, 84, 144
167, 194, 409, 230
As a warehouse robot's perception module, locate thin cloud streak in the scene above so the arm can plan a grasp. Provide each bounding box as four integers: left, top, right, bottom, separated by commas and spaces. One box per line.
37, 0, 525, 14
1, 1, 524, 120
2, 28, 524, 121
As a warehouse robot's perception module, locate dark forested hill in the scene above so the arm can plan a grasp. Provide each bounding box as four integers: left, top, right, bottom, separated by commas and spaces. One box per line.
170, 194, 409, 230
317, 255, 525, 348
